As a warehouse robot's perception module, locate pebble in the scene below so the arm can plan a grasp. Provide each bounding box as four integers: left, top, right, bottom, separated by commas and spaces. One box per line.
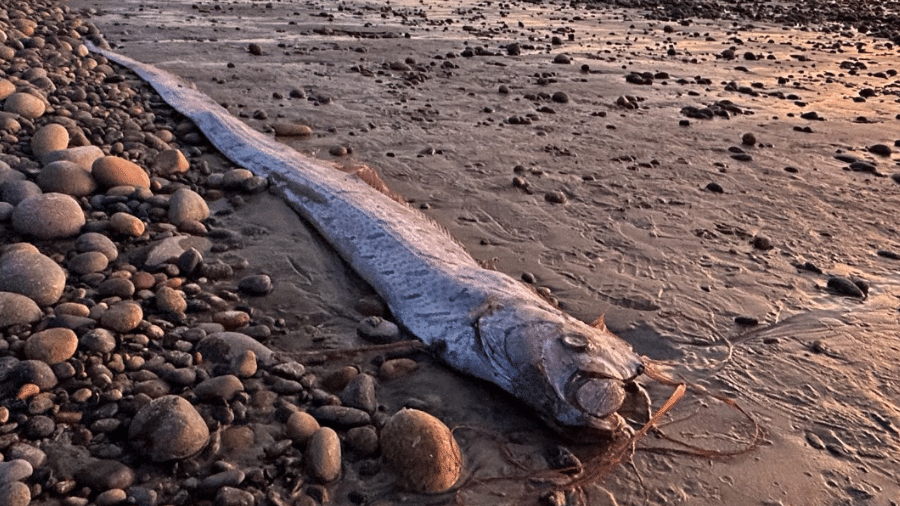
2, 180, 41, 206
68, 251, 109, 275
379, 358, 419, 380
36, 160, 97, 197
273, 123, 313, 136
340, 373, 377, 413
213, 310, 250, 329
95, 488, 127, 506
100, 301, 144, 332
155, 286, 186, 313
197, 331, 275, 367
346, 426, 379, 456
380, 408, 462, 492
306, 427, 342, 483
109, 212, 145, 237
98, 278, 136, 299
285, 410, 320, 443
827, 276, 866, 298
92, 156, 151, 188
4, 92, 46, 119
80, 328, 117, 354
231, 350, 257, 378
309, 405, 371, 427
0, 79, 13, 100
869, 144, 892, 156
75, 232, 118, 261
24, 328, 78, 364
194, 374, 245, 401
356, 316, 400, 343
12, 193, 86, 239
128, 395, 210, 461
0, 291, 42, 327
168, 188, 209, 227
74, 459, 135, 490
215, 486, 255, 506
42, 145, 104, 170
0, 460, 33, 483
544, 191, 567, 204
31, 123, 69, 160
222, 168, 253, 189
0, 248, 66, 306
0, 481, 30, 506
199, 469, 245, 493
553, 54, 571, 64
153, 149, 189, 175
6, 442, 48, 468
238, 274, 273, 295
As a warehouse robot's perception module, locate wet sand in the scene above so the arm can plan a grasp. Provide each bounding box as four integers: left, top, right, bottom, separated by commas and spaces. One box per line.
70, 0, 900, 504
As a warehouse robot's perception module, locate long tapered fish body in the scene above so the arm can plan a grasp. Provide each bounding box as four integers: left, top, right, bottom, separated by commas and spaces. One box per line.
88, 43, 645, 435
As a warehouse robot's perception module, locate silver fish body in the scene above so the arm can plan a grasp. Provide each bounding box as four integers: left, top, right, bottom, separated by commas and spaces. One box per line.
89, 43, 645, 436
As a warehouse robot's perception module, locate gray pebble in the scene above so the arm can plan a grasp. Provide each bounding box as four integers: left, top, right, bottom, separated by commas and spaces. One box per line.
2, 180, 42, 206
306, 427, 341, 483
0, 291, 42, 328
80, 328, 117, 354
238, 274, 272, 295
41, 145, 104, 170
74, 459, 135, 490
12, 192, 85, 239
215, 486, 255, 506
199, 469, 245, 493
194, 374, 245, 401
177, 247, 203, 276
0, 481, 30, 506
75, 232, 119, 261
270, 361, 305, 380
68, 251, 109, 275
168, 188, 209, 227
346, 426, 379, 456
340, 373, 377, 413
0, 459, 32, 483
100, 301, 143, 332
356, 316, 399, 344
128, 395, 210, 462
98, 278, 136, 298
0, 248, 66, 306
309, 405, 371, 427
197, 332, 275, 367
6, 442, 47, 468
36, 160, 97, 197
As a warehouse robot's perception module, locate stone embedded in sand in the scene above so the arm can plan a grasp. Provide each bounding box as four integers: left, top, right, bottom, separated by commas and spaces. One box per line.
306, 427, 341, 483
380, 408, 463, 493
100, 301, 143, 332
42, 145, 104, 170
23, 328, 78, 365
0, 292, 42, 328
36, 160, 97, 197
168, 188, 209, 226
213, 310, 250, 330
3, 92, 46, 119
109, 212, 146, 237
31, 123, 69, 160
76, 232, 119, 261
0, 249, 66, 306
128, 395, 210, 462
92, 156, 151, 188
238, 274, 273, 295
12, 193, 85, 239
222, 168, 253, 189
153, 148, 189, 175
273, 123, 313, 137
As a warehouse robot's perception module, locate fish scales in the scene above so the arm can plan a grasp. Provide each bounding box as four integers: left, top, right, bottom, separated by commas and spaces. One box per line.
89, 42, 646, 436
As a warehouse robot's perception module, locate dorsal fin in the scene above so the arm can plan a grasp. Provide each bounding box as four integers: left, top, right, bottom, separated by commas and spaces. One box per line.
590, 315, 607, 331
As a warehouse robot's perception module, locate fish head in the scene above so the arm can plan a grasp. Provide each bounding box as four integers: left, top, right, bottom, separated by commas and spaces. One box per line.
477, 301, 645, 438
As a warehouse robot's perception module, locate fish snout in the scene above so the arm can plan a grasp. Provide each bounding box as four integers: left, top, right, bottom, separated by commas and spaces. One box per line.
566, 374, 627, 420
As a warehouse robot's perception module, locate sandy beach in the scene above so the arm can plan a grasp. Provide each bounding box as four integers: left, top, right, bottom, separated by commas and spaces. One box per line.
1, 0, 899, 504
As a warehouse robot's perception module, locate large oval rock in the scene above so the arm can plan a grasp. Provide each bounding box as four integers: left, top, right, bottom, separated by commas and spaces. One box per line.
92, 156, 150, 188
12, 193, 85, 239
168, 188, 209, 226
153, 149, 189, 175
381, 409, 462, 493
306, 427, 341, 483
31, 123, 69, 160
24, 328, 78, 364
42, 145, 104, 170
0, 291, 42, 328
0, 249, 66, 306
197, 332, 275, 367
0, 481, 30, 506
128, 395, 209, 462
3, 92, 45, 119
75, 232, 118, 261
100, 301, 143, 332
36, 160, 97, 197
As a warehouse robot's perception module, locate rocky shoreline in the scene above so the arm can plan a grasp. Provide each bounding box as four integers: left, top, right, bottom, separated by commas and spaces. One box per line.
0, 1, 474, 505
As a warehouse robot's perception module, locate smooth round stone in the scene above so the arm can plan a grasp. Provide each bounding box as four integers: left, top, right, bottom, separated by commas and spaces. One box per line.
346, 426, 379, 456
168, 188, 208, 227
340, 373, 377, 413
31, 123, 69, 160
0, 202, 13, 221
74, 458, 135, 490
0, 79, 14, 100
128, 395, 210, 462
95, 488, 127, 506
381, 408, 462, 492
0, 481, 30, 506
92, 156, 150, 188
0, 459, 33, 483
55, 302, 90, 317
6, 442, 48, 468
0, 291, 42, 328
68, 251, 109, 275
98, 278, 135, 298
238, 274, 272, 295
42, 145, 104, 170
109, 212, 145, 237
36, 160, 97, 197
230, 350, 257, 378
285, 410, 319, 443
222, 169, 252, 188
379, 358, 419, 380
213, 311, 250, 330
306, 427, 341, 483
194, 374, 244, 401
0, 249, 66, 306
8, 361, 57, 392
273, 123, 312, 136
153, 149, 189, 175
215, 487, 254, 506
4, 92, 46, 119
80, 328, 117, 354
75, 232, 118, 261
2, 180, 41, 206
24, 328, 78, 364
12, 193, 85, 239
100, 301, 143, 332
197, 332, 275, 367
356, 316, 400, 344
155, 286, 186, 313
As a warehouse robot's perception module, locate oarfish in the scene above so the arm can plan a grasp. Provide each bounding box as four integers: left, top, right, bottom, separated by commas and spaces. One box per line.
88, 43, 646, 436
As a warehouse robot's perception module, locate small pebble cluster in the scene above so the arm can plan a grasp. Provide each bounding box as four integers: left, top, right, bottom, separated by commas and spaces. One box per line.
0, 2, 463, 506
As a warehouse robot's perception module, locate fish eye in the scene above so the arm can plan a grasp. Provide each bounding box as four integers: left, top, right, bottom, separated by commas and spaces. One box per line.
560, 333, 590, 351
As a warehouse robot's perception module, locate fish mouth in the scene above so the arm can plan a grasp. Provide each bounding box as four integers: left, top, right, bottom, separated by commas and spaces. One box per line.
566, 373, 627, 421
